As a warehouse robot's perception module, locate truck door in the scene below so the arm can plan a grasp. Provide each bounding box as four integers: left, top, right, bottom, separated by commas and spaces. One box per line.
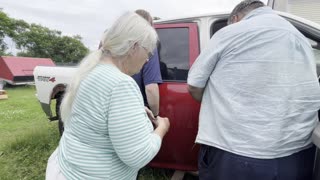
149, 23, 200, 171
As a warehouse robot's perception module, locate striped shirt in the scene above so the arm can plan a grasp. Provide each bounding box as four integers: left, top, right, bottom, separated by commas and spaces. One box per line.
57, 64, 161, 179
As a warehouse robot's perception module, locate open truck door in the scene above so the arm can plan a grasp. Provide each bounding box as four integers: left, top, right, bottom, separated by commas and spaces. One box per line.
267, 0, 288, 12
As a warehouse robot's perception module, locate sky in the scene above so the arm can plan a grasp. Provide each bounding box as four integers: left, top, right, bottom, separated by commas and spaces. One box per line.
1, 0, 268, 51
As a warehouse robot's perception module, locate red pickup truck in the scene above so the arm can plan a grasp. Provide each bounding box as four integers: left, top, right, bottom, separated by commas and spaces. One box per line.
34, 10, 320, 178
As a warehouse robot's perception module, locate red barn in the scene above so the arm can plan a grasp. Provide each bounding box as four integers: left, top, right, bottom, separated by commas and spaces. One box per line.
0, 56, 55, 85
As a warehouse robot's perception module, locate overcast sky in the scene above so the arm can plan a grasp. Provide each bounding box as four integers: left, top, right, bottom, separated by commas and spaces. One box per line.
2, 0, 268, 51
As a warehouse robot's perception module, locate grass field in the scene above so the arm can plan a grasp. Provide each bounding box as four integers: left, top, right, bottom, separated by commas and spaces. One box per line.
0, 85, 193, 180
0, 85, 60, 180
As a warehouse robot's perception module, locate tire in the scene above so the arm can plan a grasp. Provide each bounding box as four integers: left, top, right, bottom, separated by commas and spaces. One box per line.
55, 93, 64, 136
58, 117, 64, 136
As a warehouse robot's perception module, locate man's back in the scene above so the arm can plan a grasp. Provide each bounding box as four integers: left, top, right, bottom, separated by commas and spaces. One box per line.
195, 7, 320, 158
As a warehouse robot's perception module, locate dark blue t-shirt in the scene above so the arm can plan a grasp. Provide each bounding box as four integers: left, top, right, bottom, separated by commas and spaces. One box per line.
132, 49, 162, 106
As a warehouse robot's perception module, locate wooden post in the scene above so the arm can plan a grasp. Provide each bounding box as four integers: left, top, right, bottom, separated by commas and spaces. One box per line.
0, 90, 8, 100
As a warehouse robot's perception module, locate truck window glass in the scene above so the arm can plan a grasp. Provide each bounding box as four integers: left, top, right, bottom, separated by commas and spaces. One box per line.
210, 19, 228, 38
156, 28, 189, 81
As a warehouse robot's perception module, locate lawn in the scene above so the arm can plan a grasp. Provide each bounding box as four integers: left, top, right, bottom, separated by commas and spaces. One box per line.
0, 85, 60, 180
0, 86, 195, 180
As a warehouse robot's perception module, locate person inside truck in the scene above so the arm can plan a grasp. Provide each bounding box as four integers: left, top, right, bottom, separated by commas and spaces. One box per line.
132, 9, 162, 117
46, 12, 170, 180
187, 0, 320, 179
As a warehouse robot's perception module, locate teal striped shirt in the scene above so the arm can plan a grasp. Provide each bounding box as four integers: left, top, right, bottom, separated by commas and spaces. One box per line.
57, 64, 162, 179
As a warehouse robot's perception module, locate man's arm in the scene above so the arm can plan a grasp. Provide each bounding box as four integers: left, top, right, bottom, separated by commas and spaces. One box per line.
187, 31, 224, 101
188, 85, 204, 102
143, 49, 162, 116
145, 83, 160, 116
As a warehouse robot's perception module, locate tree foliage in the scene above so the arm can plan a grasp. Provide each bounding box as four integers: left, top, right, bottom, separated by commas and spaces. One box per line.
0, 11, 13, 55
0, 10, 89, 63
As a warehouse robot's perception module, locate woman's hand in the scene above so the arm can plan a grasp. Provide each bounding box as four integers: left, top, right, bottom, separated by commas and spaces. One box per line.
153, 116, 170, 139
145, 107, 156, 121
145, 106, 170, 138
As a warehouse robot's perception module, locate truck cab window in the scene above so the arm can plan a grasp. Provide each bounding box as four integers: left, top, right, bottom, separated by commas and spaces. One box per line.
210, 19, 228, 38
156, 28, 189, 81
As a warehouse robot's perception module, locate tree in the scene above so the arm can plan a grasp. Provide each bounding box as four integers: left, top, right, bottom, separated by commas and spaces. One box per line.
0, 10, 89, 63
0, 11, 13, 55
0, 10, 29, 55
14, 23, 89, 63
48, 35, 89, 63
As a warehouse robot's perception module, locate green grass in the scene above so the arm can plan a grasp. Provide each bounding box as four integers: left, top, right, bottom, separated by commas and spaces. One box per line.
0, 86, 191, 180
0, 85, 60, 180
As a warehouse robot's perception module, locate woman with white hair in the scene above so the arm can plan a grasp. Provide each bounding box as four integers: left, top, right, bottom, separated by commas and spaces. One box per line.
46, 12, 170, 180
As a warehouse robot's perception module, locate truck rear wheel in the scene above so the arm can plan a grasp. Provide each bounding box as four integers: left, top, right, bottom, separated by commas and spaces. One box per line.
55, 93, 64, 136
58, 117, 64, 136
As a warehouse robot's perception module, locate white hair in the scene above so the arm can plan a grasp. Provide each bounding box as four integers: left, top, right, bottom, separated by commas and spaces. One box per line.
60, 12, 158, 123
101, 12, 157, 57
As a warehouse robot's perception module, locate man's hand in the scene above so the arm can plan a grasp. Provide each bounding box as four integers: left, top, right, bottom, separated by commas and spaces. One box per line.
188, 85, 204, 102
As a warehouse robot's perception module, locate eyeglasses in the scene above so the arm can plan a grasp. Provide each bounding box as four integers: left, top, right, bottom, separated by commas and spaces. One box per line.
141, 46, 153, 61
147, 51, 153, 61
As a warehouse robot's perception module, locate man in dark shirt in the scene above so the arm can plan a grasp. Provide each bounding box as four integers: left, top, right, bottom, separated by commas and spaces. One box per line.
132, 9, 162, 116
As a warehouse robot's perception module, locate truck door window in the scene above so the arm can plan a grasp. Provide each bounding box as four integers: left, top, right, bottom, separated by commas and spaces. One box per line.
156, 28, 189, 81
210, 19, 228, 38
